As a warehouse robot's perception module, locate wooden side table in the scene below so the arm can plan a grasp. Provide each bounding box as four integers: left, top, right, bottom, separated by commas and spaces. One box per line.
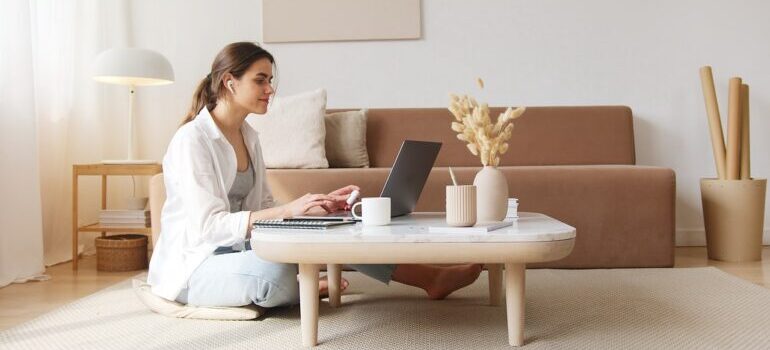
71, 163, 162, 270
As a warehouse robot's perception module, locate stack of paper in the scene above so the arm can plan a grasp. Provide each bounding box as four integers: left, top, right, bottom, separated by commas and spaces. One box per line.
507, 198, 519, 219
99, 210, 150, 227
428, 221, 513, 234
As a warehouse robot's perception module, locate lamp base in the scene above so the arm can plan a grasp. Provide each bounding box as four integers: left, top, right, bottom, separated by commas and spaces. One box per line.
101, 159, 158, 165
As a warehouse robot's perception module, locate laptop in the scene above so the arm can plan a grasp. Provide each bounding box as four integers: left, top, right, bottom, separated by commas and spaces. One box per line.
294, 140, 442, 221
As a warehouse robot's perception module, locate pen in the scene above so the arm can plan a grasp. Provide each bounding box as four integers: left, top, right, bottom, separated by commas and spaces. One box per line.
448, 167, 458, 186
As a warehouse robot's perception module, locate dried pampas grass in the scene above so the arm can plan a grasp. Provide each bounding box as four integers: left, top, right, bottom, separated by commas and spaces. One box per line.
448, 79, 525, 166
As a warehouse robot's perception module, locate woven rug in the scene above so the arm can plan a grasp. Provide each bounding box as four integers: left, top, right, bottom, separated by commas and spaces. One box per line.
2, 267, 770, 349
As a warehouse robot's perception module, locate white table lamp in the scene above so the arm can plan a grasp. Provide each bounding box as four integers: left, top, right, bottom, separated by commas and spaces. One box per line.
93, 48, 174, 164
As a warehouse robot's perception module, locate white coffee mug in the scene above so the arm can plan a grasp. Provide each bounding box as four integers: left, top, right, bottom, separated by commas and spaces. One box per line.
351, 197, 391, 226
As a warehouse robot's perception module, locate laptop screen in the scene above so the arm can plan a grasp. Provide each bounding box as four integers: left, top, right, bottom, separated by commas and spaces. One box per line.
380, 140, 442, 217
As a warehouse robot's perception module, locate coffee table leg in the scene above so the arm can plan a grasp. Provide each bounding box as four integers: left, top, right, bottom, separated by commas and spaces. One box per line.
327, 264, 342, 307
504, 263, 525, 346
487, 264, 503, 306
299, 264, 320, 347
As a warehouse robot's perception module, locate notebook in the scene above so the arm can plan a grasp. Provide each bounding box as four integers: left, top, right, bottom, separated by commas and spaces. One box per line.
252, 219, 355, 230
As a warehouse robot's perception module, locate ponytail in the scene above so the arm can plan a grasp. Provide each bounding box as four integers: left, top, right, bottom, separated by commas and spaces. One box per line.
181, 75, 216, 125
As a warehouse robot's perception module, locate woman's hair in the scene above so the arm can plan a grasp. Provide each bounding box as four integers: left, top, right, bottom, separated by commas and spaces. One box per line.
181, 42, 275, 125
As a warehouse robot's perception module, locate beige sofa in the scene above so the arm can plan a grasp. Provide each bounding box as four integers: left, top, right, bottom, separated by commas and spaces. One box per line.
266, 106, 676, 268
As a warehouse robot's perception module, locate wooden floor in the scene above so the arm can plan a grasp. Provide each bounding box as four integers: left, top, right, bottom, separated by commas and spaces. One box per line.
1, 247, 769, 331
0, 255, 140, 331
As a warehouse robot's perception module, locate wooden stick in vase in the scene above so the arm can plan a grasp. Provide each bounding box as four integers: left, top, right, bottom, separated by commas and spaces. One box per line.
698, 66, 727, 179
740, 83, 751, 179
726, 77, 743, 180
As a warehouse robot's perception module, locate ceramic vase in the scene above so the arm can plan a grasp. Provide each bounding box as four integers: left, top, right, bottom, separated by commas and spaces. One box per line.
473, 166, 508, 221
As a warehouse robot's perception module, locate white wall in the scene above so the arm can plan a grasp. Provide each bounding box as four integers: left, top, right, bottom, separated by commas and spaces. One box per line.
126, 0, 770, 245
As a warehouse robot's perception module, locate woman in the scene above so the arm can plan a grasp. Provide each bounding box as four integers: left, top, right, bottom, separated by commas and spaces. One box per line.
148, 42, 482, 308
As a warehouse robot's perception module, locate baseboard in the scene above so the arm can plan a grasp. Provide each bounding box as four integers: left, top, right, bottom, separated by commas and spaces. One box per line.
676, 228, 770, 247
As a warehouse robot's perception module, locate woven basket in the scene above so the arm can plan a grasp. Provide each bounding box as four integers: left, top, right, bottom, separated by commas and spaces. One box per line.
95, 234, 148, 272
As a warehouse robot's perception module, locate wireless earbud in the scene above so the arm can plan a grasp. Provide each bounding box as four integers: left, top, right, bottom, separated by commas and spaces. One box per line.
227, 80, 235, 94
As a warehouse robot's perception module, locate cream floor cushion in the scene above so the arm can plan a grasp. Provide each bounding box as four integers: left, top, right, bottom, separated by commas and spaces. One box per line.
133, 279, 263, 320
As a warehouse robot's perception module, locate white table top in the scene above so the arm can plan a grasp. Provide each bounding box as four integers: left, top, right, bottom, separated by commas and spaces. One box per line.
250, 212, 575, 244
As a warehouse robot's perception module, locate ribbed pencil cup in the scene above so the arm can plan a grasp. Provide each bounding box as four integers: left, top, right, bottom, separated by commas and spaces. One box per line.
446, 185, 477, 227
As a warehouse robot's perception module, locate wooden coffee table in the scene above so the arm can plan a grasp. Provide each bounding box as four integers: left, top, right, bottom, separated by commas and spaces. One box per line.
251, 212, 575, 347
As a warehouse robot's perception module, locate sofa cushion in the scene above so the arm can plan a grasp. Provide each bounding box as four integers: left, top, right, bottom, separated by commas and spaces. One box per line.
266, 164, 675, 268
249, 89, 329, 168
325, 109, 369, 168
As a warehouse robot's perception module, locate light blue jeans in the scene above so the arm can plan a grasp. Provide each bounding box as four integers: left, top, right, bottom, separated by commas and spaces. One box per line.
176, 247, 396, 308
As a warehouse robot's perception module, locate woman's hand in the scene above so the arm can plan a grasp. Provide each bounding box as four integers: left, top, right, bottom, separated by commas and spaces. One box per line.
325, 185, 361, 212
280, 193, 337, 218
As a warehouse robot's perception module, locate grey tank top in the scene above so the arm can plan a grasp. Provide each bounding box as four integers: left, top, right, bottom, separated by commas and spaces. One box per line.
214, 159, 255, 254
228, 159, 255, 213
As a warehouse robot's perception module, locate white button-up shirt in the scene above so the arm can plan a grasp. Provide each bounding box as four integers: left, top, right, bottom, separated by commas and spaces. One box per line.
148, 107, 275, 301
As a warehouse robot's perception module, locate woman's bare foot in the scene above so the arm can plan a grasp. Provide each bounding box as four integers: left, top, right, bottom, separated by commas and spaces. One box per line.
318, 275, 349, 298
391, 264, 483, 300
424, 264, 483, 300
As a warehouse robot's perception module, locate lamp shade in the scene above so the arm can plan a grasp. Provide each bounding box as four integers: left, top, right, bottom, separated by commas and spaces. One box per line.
93, 48, 174, 86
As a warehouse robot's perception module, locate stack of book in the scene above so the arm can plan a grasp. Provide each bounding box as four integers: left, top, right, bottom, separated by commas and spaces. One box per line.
506, 198, 519, 219
99, 210, 150, 227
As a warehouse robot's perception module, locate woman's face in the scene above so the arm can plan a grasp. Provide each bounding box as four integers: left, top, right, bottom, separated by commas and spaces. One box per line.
230, 58, 275, 115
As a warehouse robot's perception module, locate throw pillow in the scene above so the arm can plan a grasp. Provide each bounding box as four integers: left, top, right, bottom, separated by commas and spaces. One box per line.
133, 279, 263, 320
325, 109, 370, 168
248, 89, 329, 168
